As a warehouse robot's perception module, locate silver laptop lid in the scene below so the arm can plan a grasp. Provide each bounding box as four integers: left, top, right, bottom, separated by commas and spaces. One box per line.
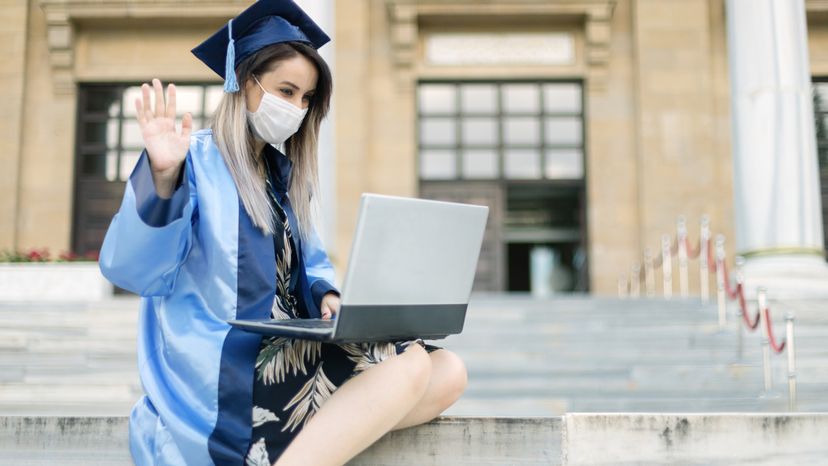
340, 193, 489, 306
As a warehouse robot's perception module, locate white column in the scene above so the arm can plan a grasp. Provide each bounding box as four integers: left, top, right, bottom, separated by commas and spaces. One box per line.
297, 0, 337, 262
726, 0, 828, 297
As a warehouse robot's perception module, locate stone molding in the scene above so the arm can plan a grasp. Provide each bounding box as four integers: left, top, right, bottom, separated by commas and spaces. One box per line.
384, 0, 617, 90
807, 0, 828, 13
38, 0, 246, 94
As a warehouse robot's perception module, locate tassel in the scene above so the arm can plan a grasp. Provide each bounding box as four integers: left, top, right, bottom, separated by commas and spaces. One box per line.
224, 19, 239, 93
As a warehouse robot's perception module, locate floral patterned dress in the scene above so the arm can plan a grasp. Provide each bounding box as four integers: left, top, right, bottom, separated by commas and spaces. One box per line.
244, 151, 442, 465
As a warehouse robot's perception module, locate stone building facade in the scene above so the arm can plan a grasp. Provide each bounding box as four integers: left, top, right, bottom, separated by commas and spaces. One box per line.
3, 0, 828, 295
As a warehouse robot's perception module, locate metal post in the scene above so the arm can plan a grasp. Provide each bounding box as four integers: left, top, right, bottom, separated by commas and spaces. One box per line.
630, 263, 641, 298
677, 217, 689, 298
736, 256, 745, 359
644, 248, 655, 298
758, 287, 772, 392
735, 256, 745, 286
699, 216, 711, 303
737, 307, 744, 359
786, 314, 797, 410
715, 235, 727, 329
662, 234, 673, 299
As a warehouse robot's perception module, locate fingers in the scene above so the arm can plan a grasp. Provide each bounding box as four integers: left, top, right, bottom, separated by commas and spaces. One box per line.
181, 112, 193, 140
320, 302, 332, 320
152, 78, 165, 118
140, 79, 182, 126
166, 83, 177, 119
142, 83, 151, 121
134, 98, 145, 127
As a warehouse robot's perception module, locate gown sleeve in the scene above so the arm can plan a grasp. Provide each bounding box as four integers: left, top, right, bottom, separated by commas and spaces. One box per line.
98, 149, 197, 297
302, 223, 340, 311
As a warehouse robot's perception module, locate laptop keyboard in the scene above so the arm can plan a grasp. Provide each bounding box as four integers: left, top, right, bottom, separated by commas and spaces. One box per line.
270, 318, 335, 329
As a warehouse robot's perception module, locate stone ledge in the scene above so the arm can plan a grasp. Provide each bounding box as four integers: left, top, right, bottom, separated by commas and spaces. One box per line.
2, 414, 828, 465
0, 263, 113, 301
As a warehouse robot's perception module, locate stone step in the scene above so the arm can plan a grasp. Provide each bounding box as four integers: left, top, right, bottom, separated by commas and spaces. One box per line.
1, 295, 827, 418
2, 414, 826, 465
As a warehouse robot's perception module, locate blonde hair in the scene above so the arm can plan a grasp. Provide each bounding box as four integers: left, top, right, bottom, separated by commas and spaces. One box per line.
209, 42, 332, 242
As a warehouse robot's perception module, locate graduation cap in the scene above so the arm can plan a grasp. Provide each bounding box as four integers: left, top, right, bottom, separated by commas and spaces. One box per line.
191, 0, 330, 93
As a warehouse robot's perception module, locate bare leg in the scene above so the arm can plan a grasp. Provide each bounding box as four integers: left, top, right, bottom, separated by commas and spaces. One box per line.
273, 343, 432, 466
390, 348, 468, 431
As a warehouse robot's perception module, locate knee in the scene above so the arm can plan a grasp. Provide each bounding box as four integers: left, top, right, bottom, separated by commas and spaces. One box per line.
401, 343, 432, 395
439, 350, 468, 403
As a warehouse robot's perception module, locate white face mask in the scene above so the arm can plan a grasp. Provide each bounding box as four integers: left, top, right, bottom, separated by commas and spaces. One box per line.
246, 76, 309, 146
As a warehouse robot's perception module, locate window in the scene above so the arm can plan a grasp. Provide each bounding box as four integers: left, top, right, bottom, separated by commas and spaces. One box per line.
815, 81, 828, 167
72, 83, 223, 258
76, 83, 223, 182
813, 80, 828, 254
417, 81, 584, 181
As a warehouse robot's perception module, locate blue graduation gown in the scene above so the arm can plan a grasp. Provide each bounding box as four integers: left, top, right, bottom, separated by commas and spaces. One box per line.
98, 128, 339, 465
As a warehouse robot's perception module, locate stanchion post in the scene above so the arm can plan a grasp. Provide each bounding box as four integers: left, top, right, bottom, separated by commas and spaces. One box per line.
644, 248, 655, 298
662, 234, 673, 299
677, 217, 689, 298
700, 216, 711, 303
630, 263, 641, 298
735, 255, 745, 358
734, 256, 746, 359
758, 287, 772, 392
786, 313, 797, 410
618, 275, 628, 298
715, 235, 727, 329
735, 256, 745, 286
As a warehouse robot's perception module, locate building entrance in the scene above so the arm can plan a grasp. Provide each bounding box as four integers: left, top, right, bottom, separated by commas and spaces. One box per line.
417, 80, 588, 292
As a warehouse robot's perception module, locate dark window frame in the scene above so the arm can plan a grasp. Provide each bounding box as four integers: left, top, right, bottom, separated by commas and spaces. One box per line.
71, 82, 221, 255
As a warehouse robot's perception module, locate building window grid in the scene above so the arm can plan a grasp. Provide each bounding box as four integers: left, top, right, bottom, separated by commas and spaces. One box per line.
77, 83, 221, 182
417, 80, 584, 181
815, 80, 828, 166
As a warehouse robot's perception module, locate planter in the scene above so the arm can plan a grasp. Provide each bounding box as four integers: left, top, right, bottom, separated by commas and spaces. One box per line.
0, 262, 114, 301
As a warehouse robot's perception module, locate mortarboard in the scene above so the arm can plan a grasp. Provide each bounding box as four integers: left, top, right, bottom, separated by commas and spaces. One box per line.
191, 0, 331, 93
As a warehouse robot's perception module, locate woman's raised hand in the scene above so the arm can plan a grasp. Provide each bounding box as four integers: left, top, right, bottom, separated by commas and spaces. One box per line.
135, 78, 193, 197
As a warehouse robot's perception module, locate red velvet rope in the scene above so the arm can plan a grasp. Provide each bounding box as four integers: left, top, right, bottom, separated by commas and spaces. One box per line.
763, 307, 787, 353
720, 254, 785, 351
625, 228, 786, 354
684, 237, 702, 259
720, 260, 741, 300
736, 283, 760, 330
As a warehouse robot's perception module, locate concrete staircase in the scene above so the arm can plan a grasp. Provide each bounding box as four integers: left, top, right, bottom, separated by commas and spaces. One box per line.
442, 294, 828, 415
1, 294, 827, 416
0, 298, 140, 416
1, 294, 827, 463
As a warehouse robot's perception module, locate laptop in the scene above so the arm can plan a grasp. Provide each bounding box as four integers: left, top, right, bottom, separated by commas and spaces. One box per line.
227, 193, 489, 343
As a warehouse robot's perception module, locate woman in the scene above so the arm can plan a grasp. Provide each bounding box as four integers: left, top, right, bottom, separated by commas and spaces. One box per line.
99, 1, 468, 465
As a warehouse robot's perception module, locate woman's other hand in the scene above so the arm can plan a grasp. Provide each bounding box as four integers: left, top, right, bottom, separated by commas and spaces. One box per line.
135, 78, 193, 198
320, 293, 341, 320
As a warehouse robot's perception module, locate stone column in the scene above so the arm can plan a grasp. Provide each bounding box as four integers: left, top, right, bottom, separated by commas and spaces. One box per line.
726, 0, 828, 297
297, 0, 337, 258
